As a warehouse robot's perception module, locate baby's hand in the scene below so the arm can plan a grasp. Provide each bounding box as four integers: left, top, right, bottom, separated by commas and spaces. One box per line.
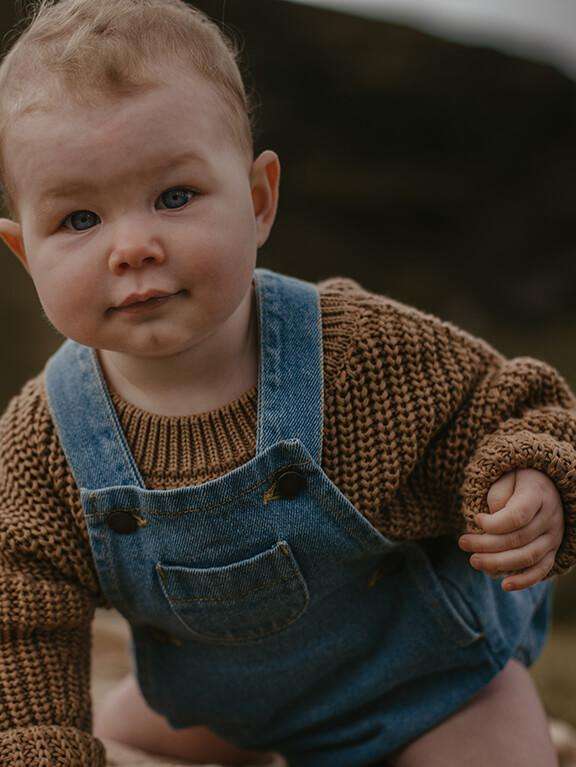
458, 468, 564, 591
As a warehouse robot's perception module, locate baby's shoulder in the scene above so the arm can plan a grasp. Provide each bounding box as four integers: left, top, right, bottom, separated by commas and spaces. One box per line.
316, 274, 411, 328
0, 373, 54, 527
0, 369, 71, 512
0, 371, 51, 452
317, 273, 447, 326
315, 274, 501, 373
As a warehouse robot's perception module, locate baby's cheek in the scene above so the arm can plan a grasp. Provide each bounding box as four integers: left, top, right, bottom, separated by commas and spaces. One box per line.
195, 250, 256, 318
39, 271, 100, 343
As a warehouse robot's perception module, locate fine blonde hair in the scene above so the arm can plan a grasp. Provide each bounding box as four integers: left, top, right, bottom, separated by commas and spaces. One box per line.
0, 0, 258, 220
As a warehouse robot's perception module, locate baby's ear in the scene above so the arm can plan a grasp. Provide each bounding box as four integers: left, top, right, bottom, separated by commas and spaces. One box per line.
0, 218, 29, 273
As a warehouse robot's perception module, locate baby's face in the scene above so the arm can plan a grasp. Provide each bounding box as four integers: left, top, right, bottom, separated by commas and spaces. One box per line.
0, 75, 279, 358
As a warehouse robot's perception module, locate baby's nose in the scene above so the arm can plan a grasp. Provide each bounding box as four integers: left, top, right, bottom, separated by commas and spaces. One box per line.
109, 240, 166, 272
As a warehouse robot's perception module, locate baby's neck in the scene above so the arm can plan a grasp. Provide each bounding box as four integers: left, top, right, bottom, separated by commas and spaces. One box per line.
97, 286, 259, 418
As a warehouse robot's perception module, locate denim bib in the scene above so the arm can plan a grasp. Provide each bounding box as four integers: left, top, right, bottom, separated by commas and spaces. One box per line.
44, 268, 553, 766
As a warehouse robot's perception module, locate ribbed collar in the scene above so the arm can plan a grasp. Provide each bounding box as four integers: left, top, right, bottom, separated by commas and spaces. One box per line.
110, 383, 259, 486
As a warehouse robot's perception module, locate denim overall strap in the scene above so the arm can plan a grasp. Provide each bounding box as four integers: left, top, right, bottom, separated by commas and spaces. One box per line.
254, 268, 323, 460
43, 335, 145, 491
43, 267, 323, 491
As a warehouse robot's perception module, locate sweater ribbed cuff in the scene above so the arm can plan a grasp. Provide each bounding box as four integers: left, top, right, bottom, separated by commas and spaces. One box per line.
0, 725, 106, 767
460, 430, 576, 578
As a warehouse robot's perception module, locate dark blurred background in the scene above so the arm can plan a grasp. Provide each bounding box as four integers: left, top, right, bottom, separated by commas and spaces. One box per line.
1, 0, 576, 725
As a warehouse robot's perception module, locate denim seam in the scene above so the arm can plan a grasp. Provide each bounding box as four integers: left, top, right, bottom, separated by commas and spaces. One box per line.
85, 460, 313, 519
436, 571, 484, 637
95, 497, 125, 614
406, 548, 482, 647
307, 482, 383, 554
168, 595, 309, 644
157, 542, 304, 603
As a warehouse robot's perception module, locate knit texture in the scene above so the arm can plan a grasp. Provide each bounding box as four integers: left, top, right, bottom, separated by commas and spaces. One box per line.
1, 275, 576, 764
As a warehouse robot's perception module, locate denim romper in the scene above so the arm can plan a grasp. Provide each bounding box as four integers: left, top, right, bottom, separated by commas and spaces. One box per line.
44, 268, 554, 766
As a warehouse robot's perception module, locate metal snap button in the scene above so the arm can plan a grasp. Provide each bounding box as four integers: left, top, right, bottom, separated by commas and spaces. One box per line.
106, 511, 138, 534
276, 469, 306, 499
368, 551, 405, 587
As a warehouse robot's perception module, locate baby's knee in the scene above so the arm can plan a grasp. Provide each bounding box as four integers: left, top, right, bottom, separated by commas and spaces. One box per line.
93, 672, 161, 743
475, 656, 535, 703
93, 673, 276, 764
388, 658, 557, 767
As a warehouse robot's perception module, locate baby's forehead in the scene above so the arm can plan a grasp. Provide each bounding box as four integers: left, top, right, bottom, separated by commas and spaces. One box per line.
22, 74, 228, 133
19, 68, 240, 151
7, 77, 239, 176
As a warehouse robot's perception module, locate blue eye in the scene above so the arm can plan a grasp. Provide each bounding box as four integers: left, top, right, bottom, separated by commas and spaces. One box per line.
59, 187, 196, 232
158, 187, 196, 210
62, 210, 100, 232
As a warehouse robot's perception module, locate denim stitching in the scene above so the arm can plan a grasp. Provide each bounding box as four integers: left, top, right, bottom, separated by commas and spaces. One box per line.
89, 461, 313, 519
157, 546, 310, 644
156, 542, 300, 603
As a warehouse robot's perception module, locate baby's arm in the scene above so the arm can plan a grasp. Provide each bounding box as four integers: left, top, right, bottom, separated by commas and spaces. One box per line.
360, 293, 576, 580
0, 381, 106, 766
434, 353, 576, 579
452, 364, 576, 581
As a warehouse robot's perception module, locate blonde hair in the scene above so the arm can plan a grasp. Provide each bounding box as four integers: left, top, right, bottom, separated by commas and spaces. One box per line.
0, 0, 258, 221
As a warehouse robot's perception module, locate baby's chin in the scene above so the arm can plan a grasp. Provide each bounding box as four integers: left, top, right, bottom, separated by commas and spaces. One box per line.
95, 329, 214, 361
54, 322, 197, 359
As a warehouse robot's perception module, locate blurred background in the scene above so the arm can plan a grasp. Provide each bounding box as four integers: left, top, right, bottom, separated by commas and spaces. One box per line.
1, 0, 575, 736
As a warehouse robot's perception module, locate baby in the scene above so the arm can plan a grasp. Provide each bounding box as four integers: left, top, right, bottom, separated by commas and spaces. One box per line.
0, 1, 574, 766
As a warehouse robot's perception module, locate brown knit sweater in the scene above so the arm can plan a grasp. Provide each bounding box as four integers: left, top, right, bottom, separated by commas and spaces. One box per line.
1, 275, 576, 765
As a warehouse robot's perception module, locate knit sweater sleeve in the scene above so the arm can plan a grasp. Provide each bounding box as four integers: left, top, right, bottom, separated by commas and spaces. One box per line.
0, 377, 107, 766
348, 286, 576, 579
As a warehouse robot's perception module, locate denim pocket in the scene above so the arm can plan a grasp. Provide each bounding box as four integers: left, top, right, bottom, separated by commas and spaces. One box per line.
406, 537, 486, 648
156, 540, 309, 644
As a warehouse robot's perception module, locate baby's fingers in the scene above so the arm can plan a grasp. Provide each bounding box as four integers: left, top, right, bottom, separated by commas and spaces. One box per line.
475, 489, 541, 535
500, 550, 557, 591
467, 534, 557, 589
459, 513, 542, 553
486, 470, 516, 514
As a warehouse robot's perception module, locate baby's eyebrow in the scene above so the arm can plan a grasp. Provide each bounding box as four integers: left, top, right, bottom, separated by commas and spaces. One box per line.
41, 180, 98, 204
38, 150, 207, 209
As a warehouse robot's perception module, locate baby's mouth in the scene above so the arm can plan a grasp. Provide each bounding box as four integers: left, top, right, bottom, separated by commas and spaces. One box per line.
110, 290, 186, 314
